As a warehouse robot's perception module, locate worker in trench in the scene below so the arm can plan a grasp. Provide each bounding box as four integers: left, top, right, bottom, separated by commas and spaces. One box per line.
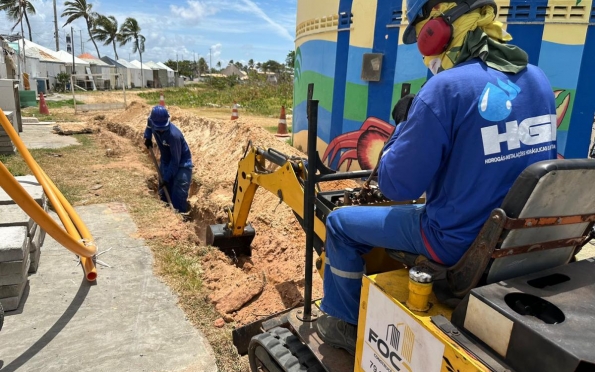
316, 0, 558, 355
144, 106, 193, 213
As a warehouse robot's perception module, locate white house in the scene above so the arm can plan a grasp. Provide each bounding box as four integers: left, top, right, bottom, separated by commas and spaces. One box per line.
145, 61, 166, 88
156, 62, 175, 87
78, 53, 117, 90
19, 39, 66, 90
9, 40, 40, 92
117, 59, 142, 88
130, 60, 153, 88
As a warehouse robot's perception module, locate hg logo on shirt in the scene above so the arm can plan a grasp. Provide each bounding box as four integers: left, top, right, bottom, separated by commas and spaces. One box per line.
478, 79, 522, 122
481, 114, 557, 156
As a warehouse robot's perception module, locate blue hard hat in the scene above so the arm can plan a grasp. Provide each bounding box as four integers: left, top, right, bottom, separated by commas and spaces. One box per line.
402, 0, 497, 45
403, 0, 429, 45
149, 105, 170, 129
402, 0, 434, 45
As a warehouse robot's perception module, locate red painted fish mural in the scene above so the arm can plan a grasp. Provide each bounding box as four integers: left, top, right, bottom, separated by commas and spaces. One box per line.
322, 117, 394, 170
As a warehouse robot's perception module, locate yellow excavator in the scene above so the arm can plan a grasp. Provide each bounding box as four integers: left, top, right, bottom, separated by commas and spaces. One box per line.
208, 90, 595, 372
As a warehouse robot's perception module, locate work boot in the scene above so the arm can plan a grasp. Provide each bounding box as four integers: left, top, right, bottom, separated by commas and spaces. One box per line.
315, 314, 357, 355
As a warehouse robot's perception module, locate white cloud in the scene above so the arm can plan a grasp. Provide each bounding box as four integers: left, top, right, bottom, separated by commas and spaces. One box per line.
237, 0, 294, 42
170, 1, 219, 21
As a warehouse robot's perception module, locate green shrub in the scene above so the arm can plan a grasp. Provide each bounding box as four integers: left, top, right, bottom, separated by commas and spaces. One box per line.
54, 72, 70, 93
138, 78, 293, 116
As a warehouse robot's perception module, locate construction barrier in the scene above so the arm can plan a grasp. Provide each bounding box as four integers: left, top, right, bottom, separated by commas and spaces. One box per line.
39, 93, 49, 115
231, 102, 239, 120
275, 106, 290, 138
0, 108, 97, 281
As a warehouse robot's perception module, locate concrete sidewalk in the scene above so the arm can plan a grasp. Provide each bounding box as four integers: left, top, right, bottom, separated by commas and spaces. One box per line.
19, 124, 79, 149
0, 203, 217, 372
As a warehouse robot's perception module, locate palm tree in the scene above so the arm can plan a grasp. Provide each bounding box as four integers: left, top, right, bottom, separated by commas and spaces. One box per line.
62, 0, 101, 58
248, 59, 254, 70
197, 57, 208, 76
92, 15, 119, 59
119, 17, 145, 87
0, 0, 36, 41
286, 50, 296, 68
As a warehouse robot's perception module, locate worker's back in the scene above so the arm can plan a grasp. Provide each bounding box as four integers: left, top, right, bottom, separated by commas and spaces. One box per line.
379, 59, 557, 265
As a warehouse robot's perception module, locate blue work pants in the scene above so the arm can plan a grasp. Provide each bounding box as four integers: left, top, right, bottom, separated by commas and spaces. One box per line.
320, 204, 432, 325
160, 167, 192, 212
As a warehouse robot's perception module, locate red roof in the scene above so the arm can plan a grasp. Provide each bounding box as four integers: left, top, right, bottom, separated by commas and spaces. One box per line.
78, 53, 97, 59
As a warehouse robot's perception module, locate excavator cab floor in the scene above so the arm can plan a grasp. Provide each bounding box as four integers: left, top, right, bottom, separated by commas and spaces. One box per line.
286, 308, 354, 372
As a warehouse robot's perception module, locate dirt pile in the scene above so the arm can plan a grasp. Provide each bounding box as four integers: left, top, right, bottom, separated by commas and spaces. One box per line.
97, 101, 328, 325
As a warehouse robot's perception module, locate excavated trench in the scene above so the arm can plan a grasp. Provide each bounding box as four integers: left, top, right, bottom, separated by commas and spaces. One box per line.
95, 101, 325, 325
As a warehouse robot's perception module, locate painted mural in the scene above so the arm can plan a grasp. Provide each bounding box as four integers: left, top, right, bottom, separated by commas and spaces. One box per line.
293, 0, 595, 170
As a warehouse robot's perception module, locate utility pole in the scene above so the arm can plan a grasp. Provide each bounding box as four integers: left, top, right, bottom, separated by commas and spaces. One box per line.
16, 33, 21, 88
53, 0, 59, 51
71, 27, 75, 75
209, 48, 212, 73
20, 5, 26, 89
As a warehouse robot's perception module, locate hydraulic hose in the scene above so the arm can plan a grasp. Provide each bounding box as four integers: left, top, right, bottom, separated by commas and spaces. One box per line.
0, 108, 97, 281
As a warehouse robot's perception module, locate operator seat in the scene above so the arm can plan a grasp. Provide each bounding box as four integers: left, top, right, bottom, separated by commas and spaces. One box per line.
387, 159, 595, 298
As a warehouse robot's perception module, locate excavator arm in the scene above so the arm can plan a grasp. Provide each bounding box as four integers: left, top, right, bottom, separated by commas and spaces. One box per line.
206, 143, 328, 257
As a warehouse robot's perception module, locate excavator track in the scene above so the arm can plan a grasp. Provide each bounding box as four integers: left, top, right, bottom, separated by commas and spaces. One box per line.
248, 327, 325, 372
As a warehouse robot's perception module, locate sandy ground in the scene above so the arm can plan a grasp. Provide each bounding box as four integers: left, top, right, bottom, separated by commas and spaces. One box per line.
64, 91, 318, 326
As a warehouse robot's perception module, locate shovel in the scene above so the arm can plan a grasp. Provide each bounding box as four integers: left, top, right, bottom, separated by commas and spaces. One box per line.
147, 147, 175, 212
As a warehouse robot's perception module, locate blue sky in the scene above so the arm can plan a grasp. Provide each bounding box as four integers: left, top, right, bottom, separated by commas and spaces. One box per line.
1, 0, 297, 67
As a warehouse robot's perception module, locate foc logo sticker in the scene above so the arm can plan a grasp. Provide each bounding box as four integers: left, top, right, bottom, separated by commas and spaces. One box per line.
367, 324, 415, 371
362, 284, 444, 372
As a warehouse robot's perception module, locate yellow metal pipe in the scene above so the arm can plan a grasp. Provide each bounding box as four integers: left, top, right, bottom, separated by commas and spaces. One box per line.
0, 108, 97, 280
39, 168, 97, 281
0, 162, 94, 258
39, 168, 94, 240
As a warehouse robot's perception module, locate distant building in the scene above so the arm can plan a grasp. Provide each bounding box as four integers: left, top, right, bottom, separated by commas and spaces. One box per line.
221, 64, 248, 80
155, 62, 176, 87
78, 53, 117, 90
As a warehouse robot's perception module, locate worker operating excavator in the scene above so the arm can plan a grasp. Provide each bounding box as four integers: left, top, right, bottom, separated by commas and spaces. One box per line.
144, 106, 193, 213
315, 0, 558, 355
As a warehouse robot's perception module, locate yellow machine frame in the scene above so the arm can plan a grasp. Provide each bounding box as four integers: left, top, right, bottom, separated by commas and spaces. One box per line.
219, 142, 496, 371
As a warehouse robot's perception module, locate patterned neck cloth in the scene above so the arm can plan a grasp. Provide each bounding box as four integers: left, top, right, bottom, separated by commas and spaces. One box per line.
414, 2, 528, 75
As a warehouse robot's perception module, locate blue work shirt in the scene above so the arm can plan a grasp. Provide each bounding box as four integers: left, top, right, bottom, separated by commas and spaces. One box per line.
378, 59, 557, 265
144, 122, 193, 185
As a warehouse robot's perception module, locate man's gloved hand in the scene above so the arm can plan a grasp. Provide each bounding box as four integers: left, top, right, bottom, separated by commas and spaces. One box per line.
144, 137, 153, 149
392, 94, 416, 124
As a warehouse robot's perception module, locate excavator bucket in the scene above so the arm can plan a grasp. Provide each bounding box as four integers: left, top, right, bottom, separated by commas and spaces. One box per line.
206, 223, 255, 257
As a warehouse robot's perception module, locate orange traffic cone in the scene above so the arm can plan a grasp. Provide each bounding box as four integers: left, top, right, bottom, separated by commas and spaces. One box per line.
275, 106, 290, 137
159, 91, 165, 106
39, 93, 50, 115
231, 101, 239, 120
